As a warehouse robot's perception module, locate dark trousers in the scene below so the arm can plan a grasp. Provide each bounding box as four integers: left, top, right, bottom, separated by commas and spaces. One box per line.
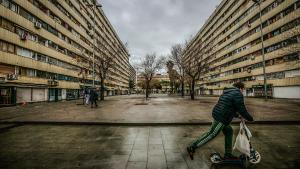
91, 99, 98, 108
189, 120, 233, 155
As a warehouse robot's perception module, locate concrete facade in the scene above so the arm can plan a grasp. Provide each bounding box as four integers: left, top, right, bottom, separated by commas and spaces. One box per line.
183, 0, 300, 98
0, 0, 133, 105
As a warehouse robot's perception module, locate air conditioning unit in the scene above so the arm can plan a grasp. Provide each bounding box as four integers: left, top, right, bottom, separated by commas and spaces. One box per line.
7, 74, 18, 80
20, 32, 27, 40
251, 55, 255, 60
34, 21, 42, 29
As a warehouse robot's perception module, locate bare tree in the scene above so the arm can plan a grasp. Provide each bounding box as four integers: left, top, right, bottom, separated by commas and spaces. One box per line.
169, 44, 185, 97
140, 53, 165, 99
76, 56, 90, 104
184, 56, 208, 100
94, 52, 115, 101
166, 60, 178, 94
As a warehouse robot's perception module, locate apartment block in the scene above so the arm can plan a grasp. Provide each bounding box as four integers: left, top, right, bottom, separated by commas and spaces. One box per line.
183, 0, 300, 98
128, 64, 136, 89
0, 0, 132, 106
137, 74, 170, 93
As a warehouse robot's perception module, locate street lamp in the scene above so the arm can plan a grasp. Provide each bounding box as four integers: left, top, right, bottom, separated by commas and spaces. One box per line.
85, 1, 102, 87
252, 0, 267, 100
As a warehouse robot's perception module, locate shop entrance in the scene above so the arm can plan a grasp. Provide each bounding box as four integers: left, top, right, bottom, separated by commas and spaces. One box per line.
0, 86, 16, 106
48, 88, 62, 102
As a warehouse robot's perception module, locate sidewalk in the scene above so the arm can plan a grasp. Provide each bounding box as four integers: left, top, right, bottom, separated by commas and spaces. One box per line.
0, 94, 299, 124
0, 124, 299, 169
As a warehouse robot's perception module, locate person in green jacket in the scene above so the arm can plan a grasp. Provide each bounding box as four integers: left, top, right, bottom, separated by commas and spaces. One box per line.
187, 82, 254, 160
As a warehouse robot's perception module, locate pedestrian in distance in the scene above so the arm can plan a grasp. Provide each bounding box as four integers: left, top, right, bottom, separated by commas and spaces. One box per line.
85, 88, 90, 105
187, 82, 254, 160
90, 89, 98, 108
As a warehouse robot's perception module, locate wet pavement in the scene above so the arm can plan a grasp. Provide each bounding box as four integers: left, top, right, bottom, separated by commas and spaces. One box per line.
0, 94, 300, 123
1, 95, 299, 168
0, 124, 299, 169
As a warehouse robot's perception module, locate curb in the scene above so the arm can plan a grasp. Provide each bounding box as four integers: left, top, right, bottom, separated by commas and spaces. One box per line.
0, 120, 300, 126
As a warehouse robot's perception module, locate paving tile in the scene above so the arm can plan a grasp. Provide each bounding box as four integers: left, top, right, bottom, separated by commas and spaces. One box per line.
165, 152, 185, 162
132, 143, 148, 150
126, 162, 146, 169
129, 150, 147, 162
167, 162, 189, 169
149, 138, 163, 144
1, 124, 300, 169
147, 155, 167, 169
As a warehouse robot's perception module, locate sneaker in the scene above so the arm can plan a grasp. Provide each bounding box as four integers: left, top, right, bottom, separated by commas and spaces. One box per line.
187, 146, 195, 160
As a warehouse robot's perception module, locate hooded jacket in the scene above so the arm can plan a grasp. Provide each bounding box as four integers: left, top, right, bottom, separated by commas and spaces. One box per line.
212, 87, 253, 125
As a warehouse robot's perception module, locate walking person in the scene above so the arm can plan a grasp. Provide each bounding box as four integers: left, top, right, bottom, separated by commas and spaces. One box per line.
187, 82, 254, 160
90, 89, 98, 108
85, 88, 90, 105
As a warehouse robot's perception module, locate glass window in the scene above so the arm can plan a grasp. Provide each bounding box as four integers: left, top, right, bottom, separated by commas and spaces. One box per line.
26, 69, 36, 77
2, 0, 9, 8
37, 54, 47, 62
1, 41, 8, 52
37, 70, 47, 78
7, 43, 14, 53
1, 18, 15, 32
19, 8, 29, 18
9, 2, 17, 12
16, 47, 33, 58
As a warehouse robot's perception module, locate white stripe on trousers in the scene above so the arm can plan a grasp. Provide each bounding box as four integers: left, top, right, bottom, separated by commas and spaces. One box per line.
195, 122, 224, 147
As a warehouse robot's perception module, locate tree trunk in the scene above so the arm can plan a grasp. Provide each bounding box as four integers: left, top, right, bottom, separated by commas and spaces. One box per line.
181, 79, 184, 97
100, 79, 105, 100
191, 78, 195, 100
145, 80, 150, 99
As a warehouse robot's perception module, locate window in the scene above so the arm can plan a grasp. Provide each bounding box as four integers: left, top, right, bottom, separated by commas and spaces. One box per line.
1, 18, 15, 32
9, 2, 17, 12
36, 70, 47, 78
1, 0, 9, 8
19, 8, 29, 19
36, 54, 47, 62
7, 43, 14, 53
1, 41, 8, 52
19, 67, 27, 76
26, 69, 36, 77
16, 47, 34, 58
47, 57, 57, 65
284, 53, 300, 62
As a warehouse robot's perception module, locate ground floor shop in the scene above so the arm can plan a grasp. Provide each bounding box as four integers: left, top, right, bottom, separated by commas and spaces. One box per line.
0, 85, 81, 106
0, 86, 16, 106
0, 84, 129, 106
196, 85, 300, 99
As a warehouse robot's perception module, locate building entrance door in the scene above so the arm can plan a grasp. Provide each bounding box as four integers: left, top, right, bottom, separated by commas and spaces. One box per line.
0, 86, 16, 106
49, 88, 62, 102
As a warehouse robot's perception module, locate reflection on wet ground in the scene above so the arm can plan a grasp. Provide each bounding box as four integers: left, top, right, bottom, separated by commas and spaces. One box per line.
0, 124, 299, 169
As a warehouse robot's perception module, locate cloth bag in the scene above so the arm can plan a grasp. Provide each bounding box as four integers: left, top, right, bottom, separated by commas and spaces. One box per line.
233, 120, 252, 157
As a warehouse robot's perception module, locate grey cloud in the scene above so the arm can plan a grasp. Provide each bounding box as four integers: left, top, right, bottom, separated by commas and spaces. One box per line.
100, 0, 221, 65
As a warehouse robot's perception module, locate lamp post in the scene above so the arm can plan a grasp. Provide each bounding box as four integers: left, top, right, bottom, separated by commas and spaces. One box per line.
253, 0, 268, 100
86, 1, 102, 87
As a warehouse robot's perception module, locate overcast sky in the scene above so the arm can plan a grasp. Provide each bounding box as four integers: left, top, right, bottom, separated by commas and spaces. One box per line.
100, 0, 221, 65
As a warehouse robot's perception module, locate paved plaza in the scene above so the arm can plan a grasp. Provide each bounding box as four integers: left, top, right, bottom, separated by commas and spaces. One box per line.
0, 124, 299, 169
0, 94, 300, 123
0, 95, 300, 169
